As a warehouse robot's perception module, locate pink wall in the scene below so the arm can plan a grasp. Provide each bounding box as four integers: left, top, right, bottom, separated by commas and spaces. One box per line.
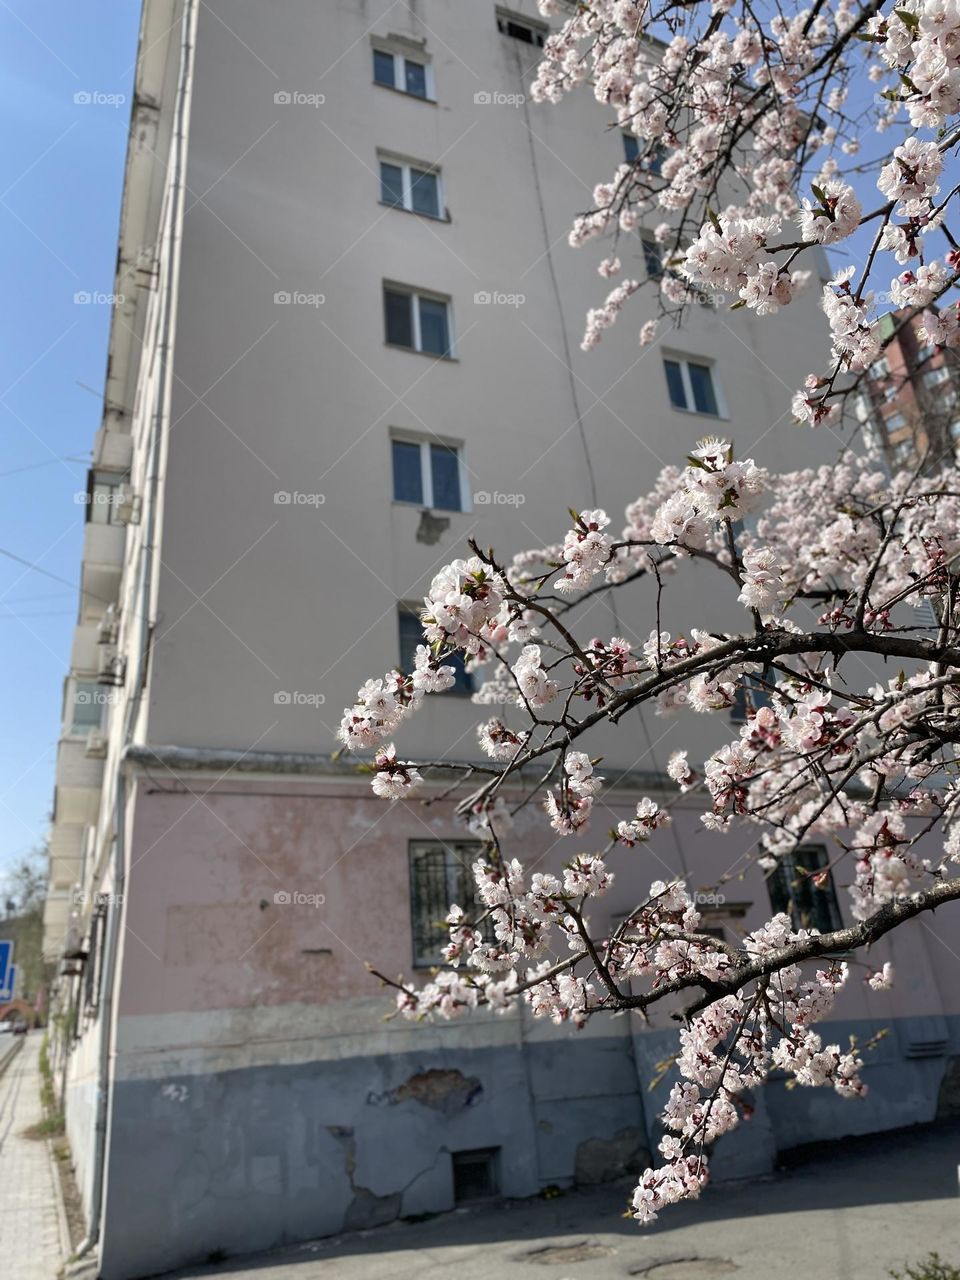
116, 773, 960, 1025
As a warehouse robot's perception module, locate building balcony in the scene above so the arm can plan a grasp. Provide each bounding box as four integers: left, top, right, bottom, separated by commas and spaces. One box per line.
54, 736, 106, 826
79, 521, 126, 622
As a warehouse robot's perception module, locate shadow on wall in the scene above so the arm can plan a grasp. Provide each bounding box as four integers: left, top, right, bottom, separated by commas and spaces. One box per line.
165, 1118, 960, 1278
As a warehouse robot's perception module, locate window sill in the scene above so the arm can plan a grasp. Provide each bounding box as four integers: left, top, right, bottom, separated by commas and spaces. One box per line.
384, 343, 458, 362
391, 499, 467, 515
379, 200, 451, 224
669, 404, 729, 421
373, 81, 436, 104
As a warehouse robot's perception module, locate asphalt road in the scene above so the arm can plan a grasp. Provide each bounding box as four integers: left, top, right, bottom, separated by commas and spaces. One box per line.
165, 1120, 960, 1280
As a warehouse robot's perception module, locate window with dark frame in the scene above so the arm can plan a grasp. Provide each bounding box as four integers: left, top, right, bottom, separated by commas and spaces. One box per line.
641, 237, 664, 280
398, 605, 473, 694
766, 845, 843, 934
409, 839, 485, 966
731, 671, 775, 723
452, 1148, 500, 1201
496, 12, 546, 45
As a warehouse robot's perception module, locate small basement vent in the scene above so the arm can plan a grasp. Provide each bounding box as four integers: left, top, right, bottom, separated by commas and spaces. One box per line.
452, 1147, 500, 1202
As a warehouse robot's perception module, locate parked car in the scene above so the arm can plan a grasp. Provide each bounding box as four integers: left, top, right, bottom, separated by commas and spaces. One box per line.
0, 1022, 10, 1034
12, 1021, 27, 1036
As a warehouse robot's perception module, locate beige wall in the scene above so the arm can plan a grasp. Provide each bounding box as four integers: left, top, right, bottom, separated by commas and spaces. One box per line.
136, 0, 834, 773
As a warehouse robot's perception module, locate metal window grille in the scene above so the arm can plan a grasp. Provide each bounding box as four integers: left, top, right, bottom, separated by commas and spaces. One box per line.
409, 840, 486, 966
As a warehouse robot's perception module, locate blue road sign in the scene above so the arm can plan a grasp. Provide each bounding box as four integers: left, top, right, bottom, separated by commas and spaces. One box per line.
0, 965, 15, 1002
0, 941, 12, 996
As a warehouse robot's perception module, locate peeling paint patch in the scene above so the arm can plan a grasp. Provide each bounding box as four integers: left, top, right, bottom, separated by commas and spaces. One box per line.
370, 1068, 483, 1115
574, 1127, 649, 1185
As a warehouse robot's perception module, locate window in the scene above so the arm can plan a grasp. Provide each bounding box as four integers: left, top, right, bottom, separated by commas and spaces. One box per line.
890, 438, 916, 465
496, 10, 546, 45
731, 672, 775, 723
87, 471, 123, 525
885, 412, 907, 433
372, 46, 432, 99
869, 357, 890, 380
399, 606, 473, 695
391, 436, 465, 511
384, 285, 453, 357
70, 681, 103, 736
663, 357, 722, 416
924, 365, 950, 387
766, 845, 843, 934
409, 839, 484, 965
452, 1148, 500, 1202
916, 343, 935, 365
641, 237, 663, 280
624, 135, 665, 173
379, 156, 442, 218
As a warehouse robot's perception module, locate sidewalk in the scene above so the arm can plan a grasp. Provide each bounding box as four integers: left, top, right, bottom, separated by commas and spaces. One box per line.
0, 1033, 66, 1280
166, 1120, 960, 1280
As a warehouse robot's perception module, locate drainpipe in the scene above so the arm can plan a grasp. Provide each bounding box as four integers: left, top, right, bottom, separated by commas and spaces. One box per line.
74, 0, 197, 1258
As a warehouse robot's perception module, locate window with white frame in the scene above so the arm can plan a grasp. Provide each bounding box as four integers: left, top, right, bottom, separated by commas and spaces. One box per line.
391, 434, 465, 511
384, 284, 453, 357
70, 680, 104, 736
885, 412, 907, 433
379, 155, 442, 218
86, 470, 124, 525
924, 365, 950, 387
663, 357, 722, 416
372, 45, 433, 99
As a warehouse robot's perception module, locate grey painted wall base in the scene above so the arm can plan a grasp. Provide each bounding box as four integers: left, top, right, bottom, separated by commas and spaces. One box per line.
95, 1015, 960, 1280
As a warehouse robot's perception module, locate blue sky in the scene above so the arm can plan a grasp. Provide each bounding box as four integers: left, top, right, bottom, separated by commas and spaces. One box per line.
0, 2, 139, 887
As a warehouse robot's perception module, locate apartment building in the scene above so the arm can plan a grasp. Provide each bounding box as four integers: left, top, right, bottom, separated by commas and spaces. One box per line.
856, 308, 960, 471
43, 2, 960, 1276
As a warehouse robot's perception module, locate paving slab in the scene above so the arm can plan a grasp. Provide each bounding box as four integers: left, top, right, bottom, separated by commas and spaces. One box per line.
0, 1033, 66, 1280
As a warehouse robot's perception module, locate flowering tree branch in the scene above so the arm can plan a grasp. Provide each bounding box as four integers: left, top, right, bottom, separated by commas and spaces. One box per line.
337, 0, 960, 1230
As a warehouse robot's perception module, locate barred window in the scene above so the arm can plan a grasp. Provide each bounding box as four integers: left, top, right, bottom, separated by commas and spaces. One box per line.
766, 845, 843, 934
409, 840, 484, 966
